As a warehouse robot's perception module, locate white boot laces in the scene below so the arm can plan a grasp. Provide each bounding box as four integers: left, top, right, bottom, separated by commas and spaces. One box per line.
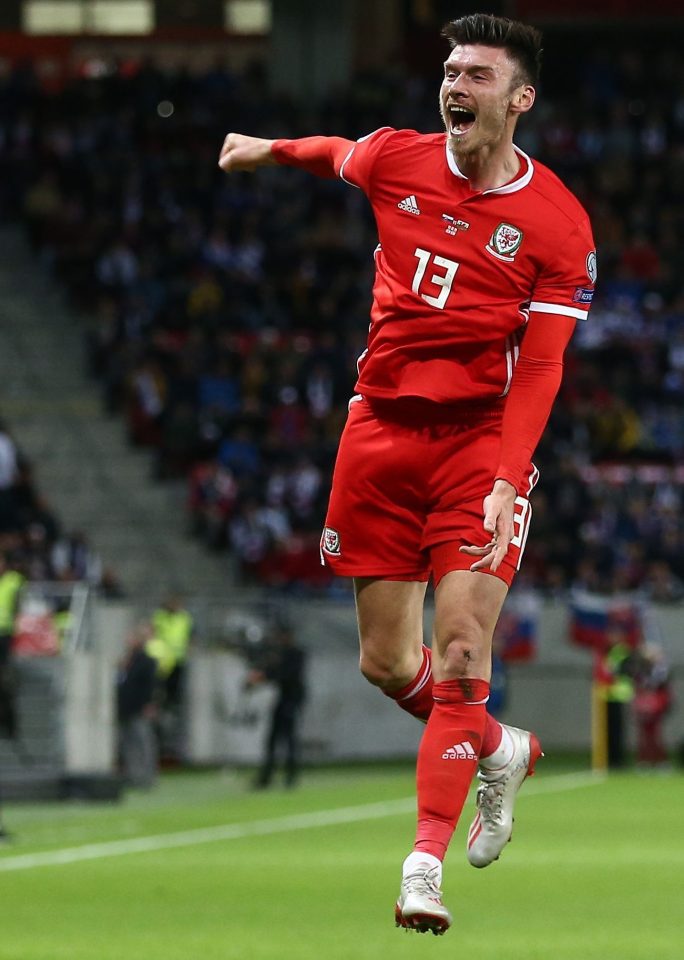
404, 865, 443, 898
476, 780, 505, 824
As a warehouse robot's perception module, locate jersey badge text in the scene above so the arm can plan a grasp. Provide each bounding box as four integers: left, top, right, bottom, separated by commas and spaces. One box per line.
321, 526, 341, 556
486, 222, 524, 262
442, 214, 470, 236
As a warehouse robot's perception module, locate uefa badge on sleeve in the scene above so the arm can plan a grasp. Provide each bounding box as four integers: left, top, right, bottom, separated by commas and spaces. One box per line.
486, 222, 524, 263
586, 250, 597, 284
321, 526, 341, 556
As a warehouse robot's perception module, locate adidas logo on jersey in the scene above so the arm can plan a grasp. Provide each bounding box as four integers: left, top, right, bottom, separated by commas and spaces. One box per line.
397, 194, 421, 215
442, 741, 477, 760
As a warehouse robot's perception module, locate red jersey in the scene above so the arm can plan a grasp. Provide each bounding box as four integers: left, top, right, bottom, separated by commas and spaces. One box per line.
273, 128, 596, 406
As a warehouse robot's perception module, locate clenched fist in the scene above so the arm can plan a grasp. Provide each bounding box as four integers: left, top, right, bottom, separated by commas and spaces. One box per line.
218, 133, 277, 173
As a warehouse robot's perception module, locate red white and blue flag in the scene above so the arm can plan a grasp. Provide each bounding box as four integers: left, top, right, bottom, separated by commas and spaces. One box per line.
568, 589, 642, 652
494, 590, 540, 662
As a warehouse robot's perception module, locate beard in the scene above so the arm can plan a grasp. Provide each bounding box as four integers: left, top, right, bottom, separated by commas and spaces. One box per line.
440, 94, 512, 159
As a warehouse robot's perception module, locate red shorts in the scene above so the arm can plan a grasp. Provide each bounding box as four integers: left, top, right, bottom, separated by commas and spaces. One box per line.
320, 397, 538, 587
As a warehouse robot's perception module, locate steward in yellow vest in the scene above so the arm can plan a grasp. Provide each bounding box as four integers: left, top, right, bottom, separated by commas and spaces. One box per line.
0, 556, 24, 658
599, 628, 637, 769
0, 555, 24, 743
146, 595, 194, 710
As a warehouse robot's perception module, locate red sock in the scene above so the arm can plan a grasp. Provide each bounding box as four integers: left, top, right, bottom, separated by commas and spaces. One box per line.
481, 712, 504, 759
384, 645, 433, 721
414, 678, 489, 860
385, 651, 502, 760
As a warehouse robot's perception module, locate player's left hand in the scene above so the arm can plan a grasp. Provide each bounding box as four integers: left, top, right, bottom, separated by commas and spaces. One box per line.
459, 479, 517, 573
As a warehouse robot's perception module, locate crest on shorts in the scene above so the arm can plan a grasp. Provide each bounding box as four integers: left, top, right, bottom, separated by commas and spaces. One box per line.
486, 222, 524, 263
321, 526, 341, 556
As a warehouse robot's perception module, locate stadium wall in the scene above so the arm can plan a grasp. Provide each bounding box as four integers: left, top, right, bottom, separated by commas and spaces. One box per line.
95, 597, 684, 764
7, 597, 681, 790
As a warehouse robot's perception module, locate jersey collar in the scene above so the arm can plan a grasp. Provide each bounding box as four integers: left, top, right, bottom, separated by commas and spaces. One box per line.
445, 141, 534, 195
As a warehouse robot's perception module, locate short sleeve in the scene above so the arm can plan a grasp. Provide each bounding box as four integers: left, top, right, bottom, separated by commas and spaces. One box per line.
338, 127, 397, 193
529, 220, 597, 322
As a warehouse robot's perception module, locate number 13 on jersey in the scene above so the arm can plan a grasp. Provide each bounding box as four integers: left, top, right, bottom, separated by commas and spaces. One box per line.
412, 248, 460, 310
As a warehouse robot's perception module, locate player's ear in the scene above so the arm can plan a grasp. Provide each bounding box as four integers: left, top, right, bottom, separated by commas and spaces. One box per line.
510, 84, 535, 115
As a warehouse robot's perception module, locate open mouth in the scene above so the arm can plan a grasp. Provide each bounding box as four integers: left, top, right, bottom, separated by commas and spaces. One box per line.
448, 105, 476, 136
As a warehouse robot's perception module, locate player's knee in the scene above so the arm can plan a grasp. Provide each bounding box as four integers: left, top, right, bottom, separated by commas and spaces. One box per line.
359, 649, 407, 690
437, 621, 488, 678
359, 650, 393, 687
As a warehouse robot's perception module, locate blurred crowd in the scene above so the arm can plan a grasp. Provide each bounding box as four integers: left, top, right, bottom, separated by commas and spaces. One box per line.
0, 417, 119, 594
1, 35, 684, 597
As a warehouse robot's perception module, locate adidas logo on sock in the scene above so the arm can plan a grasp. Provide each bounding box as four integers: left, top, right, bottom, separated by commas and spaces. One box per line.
397, 194, 421, 215
442, 741, 477, 760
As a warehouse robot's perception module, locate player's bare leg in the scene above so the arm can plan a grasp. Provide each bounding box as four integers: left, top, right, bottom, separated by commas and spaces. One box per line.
353, 573, 538, 931
354, 577, 453, 932
380, 615, 539, 849
354, 578, 428, 696
395, 571, 506, 933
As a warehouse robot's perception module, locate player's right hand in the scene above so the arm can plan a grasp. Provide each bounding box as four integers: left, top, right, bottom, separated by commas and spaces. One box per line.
218, 133, 277, 173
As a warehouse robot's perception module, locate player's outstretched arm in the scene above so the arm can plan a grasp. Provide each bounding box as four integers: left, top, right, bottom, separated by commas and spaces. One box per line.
218, 133, 277, 173
220, 131, 358, 179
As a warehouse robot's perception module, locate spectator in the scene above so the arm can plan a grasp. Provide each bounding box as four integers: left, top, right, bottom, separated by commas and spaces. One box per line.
229, 497, 291, 582
0, 420, 19, 533
4, 45, 684, 594
187, 461, 238, 549
0, 555, 25, 811
147, 594, 194, 714
248, 622, 307, 790
595, 625, 637, 769
642, 560, 684, 603
0, 553, 24, 672
51, 530, 103, 586
117, 622, 158, 788
633, 643, 673, 769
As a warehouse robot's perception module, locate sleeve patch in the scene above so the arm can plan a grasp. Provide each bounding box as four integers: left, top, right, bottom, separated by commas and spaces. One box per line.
572, 287, 594, 305
586, 250, 598, 283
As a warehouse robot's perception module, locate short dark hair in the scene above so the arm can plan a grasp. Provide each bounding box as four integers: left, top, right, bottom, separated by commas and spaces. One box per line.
441, 14, 543, 87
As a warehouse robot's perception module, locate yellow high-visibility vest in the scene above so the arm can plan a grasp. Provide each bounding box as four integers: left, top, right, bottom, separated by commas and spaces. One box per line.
54, 610, 73, 651
148, 608, 193, 674
603, 643, 634, 703
0, 571, 24, 634
145, 636, 177, 677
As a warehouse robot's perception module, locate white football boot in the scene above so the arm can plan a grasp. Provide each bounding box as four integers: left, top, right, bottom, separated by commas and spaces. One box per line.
466, 723, 543, 868
395, 858, 452, 935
